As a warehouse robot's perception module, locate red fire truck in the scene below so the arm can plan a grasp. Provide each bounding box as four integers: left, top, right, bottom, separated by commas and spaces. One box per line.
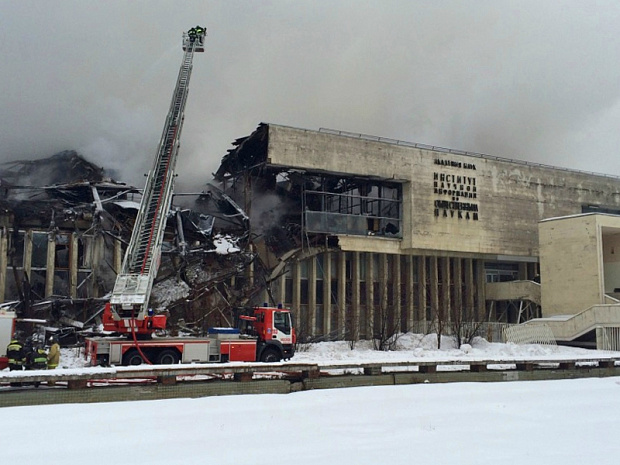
84, 304, 295, 366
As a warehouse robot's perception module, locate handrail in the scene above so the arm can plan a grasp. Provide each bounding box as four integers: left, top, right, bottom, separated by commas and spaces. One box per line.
527, 304, 620, 340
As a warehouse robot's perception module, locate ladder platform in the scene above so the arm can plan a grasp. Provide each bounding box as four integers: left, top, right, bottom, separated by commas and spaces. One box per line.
183, 45, 205, 52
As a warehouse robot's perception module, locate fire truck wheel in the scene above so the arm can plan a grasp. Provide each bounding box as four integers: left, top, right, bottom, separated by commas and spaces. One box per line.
122, 349, 145, 366
156, 349, 180, 365
260, 348, 281, 363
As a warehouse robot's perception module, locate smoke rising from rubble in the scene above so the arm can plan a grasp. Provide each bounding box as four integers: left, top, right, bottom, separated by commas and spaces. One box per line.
2, 0, 620, 189
250, 192, 294, 237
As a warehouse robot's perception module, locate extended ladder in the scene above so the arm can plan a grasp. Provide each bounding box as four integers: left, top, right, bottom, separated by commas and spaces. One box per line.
109, 30, 205, 328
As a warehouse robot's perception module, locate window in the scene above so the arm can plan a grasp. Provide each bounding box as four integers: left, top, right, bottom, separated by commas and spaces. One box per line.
303, 176, 403, 237
485, 262, 519, 283
274, 311, 291, 335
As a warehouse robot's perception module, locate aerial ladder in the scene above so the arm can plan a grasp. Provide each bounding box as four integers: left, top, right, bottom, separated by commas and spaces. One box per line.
104, 27, 207, 336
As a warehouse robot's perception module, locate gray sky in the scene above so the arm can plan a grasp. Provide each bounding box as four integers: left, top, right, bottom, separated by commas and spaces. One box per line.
2, 0, 620, 190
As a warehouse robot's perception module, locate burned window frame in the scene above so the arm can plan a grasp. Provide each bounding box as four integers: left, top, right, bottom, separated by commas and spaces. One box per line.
302, 176, 402, 238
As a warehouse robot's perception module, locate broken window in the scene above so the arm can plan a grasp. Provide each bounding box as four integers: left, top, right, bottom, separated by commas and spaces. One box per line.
8, 231, 24, 268
54, 234, 71, 269
77, 235, 94, 298
53, 233, 71, 296
303, 177, 402, 238
31, 232, 49, 268
30, 232, 49, 300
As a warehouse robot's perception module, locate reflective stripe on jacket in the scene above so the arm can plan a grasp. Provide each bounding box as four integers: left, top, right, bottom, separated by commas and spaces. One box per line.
32, 350, 48, 369
7, 341, 24, 364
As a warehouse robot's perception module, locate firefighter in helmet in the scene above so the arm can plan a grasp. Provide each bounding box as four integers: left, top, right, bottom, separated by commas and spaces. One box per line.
6, 337, 25, 371
47, 336, 60, 370
29, 345, 48, 370
188, 27, 197, 43
194, 25, 206, 44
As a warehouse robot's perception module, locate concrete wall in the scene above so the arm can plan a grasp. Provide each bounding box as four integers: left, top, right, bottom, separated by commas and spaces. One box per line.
267, 125, 620, 259
539, 215, 611, 316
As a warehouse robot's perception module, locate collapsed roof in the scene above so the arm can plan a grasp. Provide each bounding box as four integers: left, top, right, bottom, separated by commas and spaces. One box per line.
1, 151, 260, 335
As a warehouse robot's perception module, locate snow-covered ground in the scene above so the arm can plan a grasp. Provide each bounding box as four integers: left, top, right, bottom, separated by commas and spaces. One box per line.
51, 333, 617, 371
3, 336, 620, 464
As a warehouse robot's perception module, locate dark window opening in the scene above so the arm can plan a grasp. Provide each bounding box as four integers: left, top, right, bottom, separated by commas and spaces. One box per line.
303, 176, 402, 238
485, 262, 519, 283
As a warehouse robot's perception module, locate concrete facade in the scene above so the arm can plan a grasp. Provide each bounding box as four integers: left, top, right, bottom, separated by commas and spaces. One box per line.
268, 125, 620, 258
247, 125, 620, 340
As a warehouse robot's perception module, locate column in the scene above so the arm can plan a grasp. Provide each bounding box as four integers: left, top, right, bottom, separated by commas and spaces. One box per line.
337, 251, 346, 338
441, 257, 450, 323
70, 233, 78, 298
308, 256, 317, 336
405, 255, 415, 332
475, 259, 486, 321
292, 260, 302, 333
465, 258, 475, 318
366, 252, 374, 337
322, 251, 332, 336
430, 256, 439, 324
417, 256, 427, 328
0, 227, 7, 302
392, 254, 402, 331
454, 257, 463, 318
43, 232, 55, 297
351, 252, 360, 341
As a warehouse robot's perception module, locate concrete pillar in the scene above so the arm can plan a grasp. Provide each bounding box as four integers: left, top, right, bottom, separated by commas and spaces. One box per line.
417, 256, 427, 327
113, 237, 122, 274
392, 254, 402, 331
465, 258, 475, 318
379, 254, 388, 336
23, 230, 33, 282
430, 256, 439, 323
0, 228, 7, 302
337, 251, 346, 337
44, 233, 55, 298
322, 251, 332, 336
292, 260, 302, 333
405, 255, 415, 332
454, 257, 463, 316
441, 257, 451, 322
70, 233, 78, 298
351, 252, 360, 341
366, 252, 374, 336
475, 260, 486, 321
91, 234, 106, 298
308, 256, 317, 336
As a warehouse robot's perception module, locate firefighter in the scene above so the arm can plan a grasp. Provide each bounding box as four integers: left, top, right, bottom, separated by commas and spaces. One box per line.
47, 336, 60, 370
27, 345, 48, 388
6, 337, 24, 387
29, 345, 48, 370
6, 338, 25, 371
194, 25, 206, 44
23, 336, 36, 369
188, 27, 197, 43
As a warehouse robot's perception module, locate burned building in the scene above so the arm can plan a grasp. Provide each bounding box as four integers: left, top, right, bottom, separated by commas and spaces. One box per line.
6, 124, 620, 347
214, 123, 620, 344
0, 151, 258, 335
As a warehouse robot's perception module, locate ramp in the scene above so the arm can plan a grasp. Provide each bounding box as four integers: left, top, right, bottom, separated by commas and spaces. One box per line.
523, 304, 620, 349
